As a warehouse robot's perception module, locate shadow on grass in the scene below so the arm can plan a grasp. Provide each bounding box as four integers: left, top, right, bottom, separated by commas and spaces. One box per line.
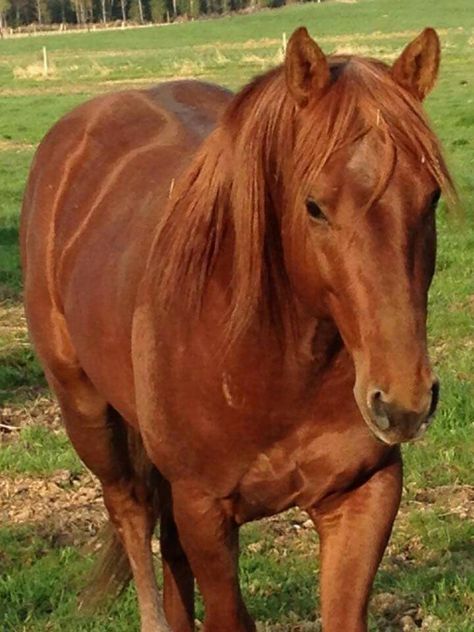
0, 224, 22, 301
0, 345, 46, 405
0, 235, 46, 403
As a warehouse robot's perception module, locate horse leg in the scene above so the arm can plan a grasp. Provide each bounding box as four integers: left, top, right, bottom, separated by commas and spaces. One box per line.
47, 367, 169, 632
102, 477, 166, 632
171, 482, 255, 632
308, 450, 402, 632
159, 480, 195, 632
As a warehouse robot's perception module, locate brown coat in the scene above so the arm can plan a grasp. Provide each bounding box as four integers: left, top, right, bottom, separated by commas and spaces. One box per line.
21, 27, 455, 632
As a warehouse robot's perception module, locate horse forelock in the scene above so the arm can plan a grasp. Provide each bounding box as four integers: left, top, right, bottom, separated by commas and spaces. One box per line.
151, 56, 457, 346
295, 56, 456, 205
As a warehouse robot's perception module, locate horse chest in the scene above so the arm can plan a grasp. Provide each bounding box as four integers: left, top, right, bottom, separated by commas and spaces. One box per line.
231, 424, 387, 524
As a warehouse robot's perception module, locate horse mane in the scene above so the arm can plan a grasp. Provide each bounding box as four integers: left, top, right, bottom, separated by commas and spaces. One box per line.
150, 56, 457, 345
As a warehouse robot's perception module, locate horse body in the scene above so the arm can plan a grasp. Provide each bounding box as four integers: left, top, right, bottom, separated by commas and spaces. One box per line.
21, 81, 231, 425
21, 27, 455, 632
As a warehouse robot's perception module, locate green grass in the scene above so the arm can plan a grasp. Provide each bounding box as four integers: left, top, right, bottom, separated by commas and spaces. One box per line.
0, 511, 471, 630
0, 345, 46, 402
376, 508, 474, 632
0, 96, 90, 144
0, 150, 33, 298
0, 425, 82, 474
0, 0, 473, 629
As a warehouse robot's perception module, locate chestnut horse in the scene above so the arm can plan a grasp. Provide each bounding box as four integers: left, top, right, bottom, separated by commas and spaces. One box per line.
21, 27, 455, 632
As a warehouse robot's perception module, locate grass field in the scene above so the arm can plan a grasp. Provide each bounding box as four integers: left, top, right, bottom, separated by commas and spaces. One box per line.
0, 0, 473, 630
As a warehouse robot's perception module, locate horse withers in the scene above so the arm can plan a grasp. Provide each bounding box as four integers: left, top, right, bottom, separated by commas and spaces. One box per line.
21, 26, 455, 632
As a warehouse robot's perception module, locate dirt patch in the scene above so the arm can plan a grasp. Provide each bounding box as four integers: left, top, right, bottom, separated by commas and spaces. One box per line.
370, 594, 442, 631
1, 394, 61, 438
194, 28, 456, 55
194, 37, 280, 53
0, 469, 468, 629
0, 139, 36, 151
1, 462, 471, 546
0, 302, 27, 344
13, 61, 58, 80
413, 484, 474, 520
332, 44, 397, 60
0, 470, 105, 546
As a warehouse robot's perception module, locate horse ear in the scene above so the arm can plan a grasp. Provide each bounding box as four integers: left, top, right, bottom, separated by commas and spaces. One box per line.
391, 28, 440, 100
285, 27, 330, 107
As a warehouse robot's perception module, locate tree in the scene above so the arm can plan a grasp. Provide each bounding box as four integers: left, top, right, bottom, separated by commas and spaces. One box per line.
73, 0, 86, 23
35, 0, 50, 23
150, 0, 166, 22
176, 0, 188, 16
187, 0, 199, 18
128, 0, 143, 22
48, 0, 72, 23
0, 0, 315, 29
0, 0, 10, 30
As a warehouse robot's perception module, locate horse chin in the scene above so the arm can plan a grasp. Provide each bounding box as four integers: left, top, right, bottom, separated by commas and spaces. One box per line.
410, 418, 433, 442
361, 411, 433, 446
364, 419, 401, 446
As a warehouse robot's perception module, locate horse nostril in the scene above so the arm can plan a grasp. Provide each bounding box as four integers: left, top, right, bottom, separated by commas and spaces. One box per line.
369, 389, 390, 430
370, 389, 384, 411
428, 379, 440, 417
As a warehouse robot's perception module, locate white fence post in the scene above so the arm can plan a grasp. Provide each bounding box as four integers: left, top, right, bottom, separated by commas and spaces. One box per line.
42, 46, 48, 77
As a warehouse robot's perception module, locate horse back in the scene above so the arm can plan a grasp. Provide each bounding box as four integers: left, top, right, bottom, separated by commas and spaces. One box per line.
21, 80, 232, 423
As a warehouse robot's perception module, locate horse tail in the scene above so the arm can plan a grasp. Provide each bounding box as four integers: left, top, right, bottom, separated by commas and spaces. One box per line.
79, 523, 132, 611
79, 424, 162, 611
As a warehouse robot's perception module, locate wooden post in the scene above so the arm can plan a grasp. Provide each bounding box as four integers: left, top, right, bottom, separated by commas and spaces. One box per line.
42, 46, 48, 77
282, 32, 287, 54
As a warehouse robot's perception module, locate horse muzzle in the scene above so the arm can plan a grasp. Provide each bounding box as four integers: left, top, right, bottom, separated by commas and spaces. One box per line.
357, 379, 439, 445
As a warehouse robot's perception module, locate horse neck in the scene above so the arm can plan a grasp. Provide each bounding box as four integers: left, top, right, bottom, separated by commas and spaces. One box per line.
202, 236, 341, 379
151, 77, 337, 371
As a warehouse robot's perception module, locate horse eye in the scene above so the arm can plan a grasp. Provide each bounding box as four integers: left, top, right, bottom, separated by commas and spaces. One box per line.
306, 198, 327, 222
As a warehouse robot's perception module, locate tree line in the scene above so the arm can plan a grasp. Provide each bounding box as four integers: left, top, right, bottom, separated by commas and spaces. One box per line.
0, 0, 308, 30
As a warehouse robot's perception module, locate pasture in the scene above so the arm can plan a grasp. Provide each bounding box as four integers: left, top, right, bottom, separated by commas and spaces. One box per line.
0, 0, 473, 629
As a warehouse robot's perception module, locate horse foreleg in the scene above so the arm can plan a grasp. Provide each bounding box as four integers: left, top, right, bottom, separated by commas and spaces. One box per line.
308, 449, 402, 632
171, 482, 255, 632
159, 480, 195, 631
